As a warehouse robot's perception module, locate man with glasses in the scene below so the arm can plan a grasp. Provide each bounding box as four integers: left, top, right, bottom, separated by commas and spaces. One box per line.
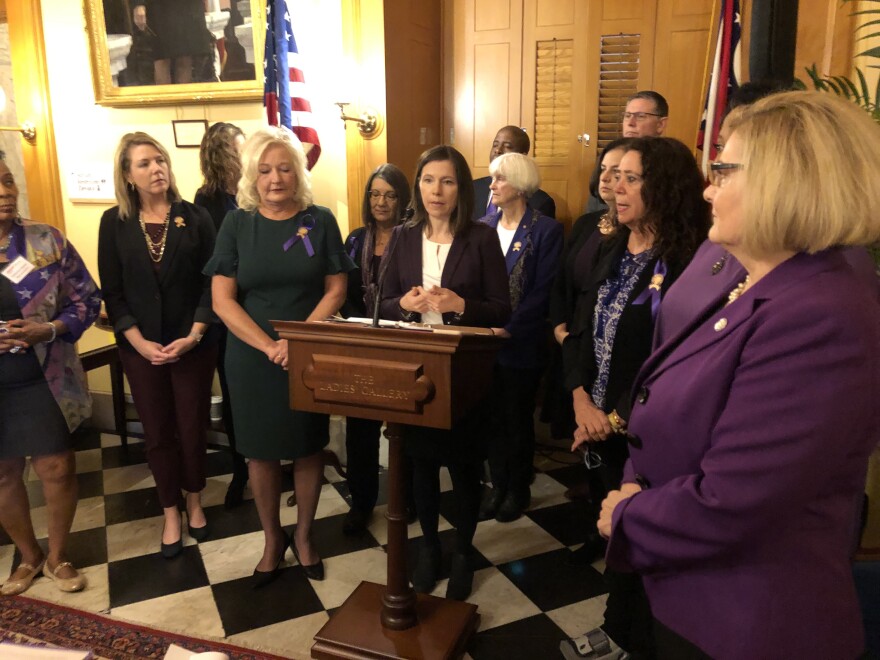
621, 91, 668, 138
471, 125, 556, 220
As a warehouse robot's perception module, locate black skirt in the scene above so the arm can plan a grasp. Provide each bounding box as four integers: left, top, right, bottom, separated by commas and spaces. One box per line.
0, 277, 69, 458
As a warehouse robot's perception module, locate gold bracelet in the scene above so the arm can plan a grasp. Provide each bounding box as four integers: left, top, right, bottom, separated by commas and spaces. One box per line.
607, 410, 626, 433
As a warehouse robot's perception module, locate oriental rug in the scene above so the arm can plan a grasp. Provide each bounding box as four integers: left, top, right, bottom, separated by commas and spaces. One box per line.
0, 596, 290, 660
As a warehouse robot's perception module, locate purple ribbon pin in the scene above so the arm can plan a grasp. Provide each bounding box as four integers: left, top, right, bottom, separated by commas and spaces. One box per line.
283, 214, 316, 256
633, 260, 668, 323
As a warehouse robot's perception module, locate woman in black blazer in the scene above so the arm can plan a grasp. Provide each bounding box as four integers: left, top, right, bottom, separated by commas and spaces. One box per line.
194, 121, 249, 509
98, 132, 217, 559
380, 146, 510, 601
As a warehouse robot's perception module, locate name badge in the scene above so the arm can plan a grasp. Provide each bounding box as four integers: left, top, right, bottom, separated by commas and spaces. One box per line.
2, 256, 35, 284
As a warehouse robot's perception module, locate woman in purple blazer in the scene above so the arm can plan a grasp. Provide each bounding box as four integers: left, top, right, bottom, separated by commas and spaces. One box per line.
380, 145, 510, 601
477, 152, 563, 523
598, 92, 880, 658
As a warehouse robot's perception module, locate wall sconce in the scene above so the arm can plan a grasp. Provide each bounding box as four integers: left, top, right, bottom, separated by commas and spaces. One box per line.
335, 102, 382, 139
0, 86, 36, 143
0, 121, 37, 143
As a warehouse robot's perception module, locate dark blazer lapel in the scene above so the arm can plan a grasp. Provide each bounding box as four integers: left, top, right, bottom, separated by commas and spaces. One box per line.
505, 210, 534, 273
401, 225, 424, 286
441, 228, 468, 288
158, 203, 183, 284
585, 232, 627, 292
124, 212, 159, 278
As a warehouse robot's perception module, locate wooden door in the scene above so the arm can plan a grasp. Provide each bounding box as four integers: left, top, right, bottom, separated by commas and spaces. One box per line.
448, 0, 714, 228
520, 0, 594, 226
652, 0, 715, 144
450, 0, 525, 176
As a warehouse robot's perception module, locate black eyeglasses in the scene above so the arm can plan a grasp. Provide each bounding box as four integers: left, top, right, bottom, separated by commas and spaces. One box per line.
369, 190, 398, 201
622, 111, 663, 122
709, 162, 744, 187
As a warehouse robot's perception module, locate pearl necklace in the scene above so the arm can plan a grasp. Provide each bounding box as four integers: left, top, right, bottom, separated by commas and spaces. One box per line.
726, 275, 751, 305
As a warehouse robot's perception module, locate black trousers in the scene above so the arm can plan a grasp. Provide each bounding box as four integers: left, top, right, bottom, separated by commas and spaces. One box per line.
602, 569, 656, 660
345, 416, 382, 512
411, 457, 482, 554
487, 364, 542, 497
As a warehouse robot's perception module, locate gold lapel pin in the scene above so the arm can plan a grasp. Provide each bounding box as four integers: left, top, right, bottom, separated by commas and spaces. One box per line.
714, 318, 728, 332
512, 241, 522, 252
649, 273, 664, 291
174, 217, 186, 228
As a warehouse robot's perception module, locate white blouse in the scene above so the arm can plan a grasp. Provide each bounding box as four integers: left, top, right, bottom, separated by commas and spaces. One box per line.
421, 235, 451, 325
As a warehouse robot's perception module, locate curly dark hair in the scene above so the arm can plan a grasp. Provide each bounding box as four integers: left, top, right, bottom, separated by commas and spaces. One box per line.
198, 122, 244, 196
361, 163, 411, 228
617, 137, 710, 267
409, 145, 475, 236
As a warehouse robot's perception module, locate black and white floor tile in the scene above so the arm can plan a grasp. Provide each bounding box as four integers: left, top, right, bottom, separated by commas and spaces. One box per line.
0, 426, 610, 659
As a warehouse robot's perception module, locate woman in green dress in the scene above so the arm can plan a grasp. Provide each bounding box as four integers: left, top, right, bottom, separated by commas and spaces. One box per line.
206, 126, 354, 587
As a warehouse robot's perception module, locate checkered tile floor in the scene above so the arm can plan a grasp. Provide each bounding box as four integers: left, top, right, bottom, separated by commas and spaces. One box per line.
0, 425, 610, 659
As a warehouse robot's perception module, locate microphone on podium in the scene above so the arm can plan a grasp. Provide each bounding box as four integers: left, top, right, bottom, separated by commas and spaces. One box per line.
371, 207, 414, 328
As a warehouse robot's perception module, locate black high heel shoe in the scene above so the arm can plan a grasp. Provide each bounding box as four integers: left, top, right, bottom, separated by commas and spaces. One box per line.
290, 528, 325, 581
252, 530, 290, 589
161, 512, 183, 559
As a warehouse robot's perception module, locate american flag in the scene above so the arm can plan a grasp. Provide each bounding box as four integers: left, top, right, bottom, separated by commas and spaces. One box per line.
698, 0, 741, 173
263, 0, 322, 170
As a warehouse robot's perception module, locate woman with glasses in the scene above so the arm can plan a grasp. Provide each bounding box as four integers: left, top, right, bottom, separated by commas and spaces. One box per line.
559, 137, 709, 660
595, 92, 880, 659
339, 164, 411, 535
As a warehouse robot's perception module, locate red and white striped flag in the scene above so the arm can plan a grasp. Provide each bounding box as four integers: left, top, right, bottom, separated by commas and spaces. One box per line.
263, 0, 322, 170
698, 0, 741, 173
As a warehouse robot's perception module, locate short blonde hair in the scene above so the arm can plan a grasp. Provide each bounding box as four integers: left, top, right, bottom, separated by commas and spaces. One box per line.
488, 152, 541, 197
237, 126, 313, 212
113, 132, 181, 220
727, 90, 880, 254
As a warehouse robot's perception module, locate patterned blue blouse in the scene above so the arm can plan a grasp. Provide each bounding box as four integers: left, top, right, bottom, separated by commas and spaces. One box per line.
591, 248, 654, 408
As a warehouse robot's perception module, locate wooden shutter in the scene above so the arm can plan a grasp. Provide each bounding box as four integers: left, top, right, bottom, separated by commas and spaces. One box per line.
597, 33, 640, 149
533, 38, 573, 159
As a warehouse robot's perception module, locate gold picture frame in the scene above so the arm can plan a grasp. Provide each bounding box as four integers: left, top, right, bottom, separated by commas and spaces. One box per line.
83, 0, 266, 108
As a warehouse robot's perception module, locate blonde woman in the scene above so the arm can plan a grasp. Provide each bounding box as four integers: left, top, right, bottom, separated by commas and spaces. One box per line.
207, 126, 354, 587
98, 132, 217, 559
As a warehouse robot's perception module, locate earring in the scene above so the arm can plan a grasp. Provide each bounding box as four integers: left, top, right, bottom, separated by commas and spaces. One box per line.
128, 181, 135, 192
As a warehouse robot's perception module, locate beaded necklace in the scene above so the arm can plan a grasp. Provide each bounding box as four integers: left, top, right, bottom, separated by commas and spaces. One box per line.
138, 207, 171, 263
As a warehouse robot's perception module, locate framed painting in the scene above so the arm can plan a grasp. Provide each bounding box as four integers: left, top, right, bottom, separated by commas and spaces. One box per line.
83, 0, 266, 108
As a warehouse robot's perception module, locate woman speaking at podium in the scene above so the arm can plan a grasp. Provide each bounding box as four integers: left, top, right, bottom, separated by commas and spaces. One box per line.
379, 145, 510, 602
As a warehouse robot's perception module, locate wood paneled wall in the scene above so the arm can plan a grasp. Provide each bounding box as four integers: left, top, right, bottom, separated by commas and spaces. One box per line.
384, 0, 442, 180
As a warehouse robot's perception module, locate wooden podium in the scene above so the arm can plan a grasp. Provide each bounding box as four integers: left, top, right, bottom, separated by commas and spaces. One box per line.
273, 320, 502, 660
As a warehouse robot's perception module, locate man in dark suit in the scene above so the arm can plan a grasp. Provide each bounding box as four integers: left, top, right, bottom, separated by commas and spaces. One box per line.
472, 125, 556, 220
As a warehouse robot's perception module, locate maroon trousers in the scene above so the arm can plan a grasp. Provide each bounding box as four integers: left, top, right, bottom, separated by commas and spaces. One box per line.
120, 345, 217, 508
